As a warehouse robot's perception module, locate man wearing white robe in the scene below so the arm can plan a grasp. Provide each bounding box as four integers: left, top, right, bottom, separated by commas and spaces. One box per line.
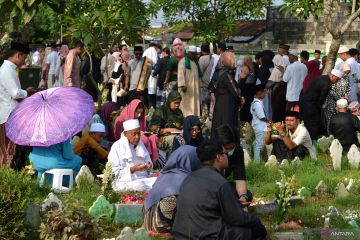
108, 119, 157, 192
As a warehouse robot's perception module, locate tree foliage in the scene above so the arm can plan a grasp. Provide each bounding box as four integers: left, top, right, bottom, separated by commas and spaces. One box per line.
149, 0, 272, 41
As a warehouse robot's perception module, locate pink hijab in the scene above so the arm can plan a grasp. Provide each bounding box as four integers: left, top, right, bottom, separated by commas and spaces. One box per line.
303, 60, 321, 93
114, 99, 146, 140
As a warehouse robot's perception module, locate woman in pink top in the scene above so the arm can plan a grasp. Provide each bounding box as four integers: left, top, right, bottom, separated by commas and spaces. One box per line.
114, 99, 159, 162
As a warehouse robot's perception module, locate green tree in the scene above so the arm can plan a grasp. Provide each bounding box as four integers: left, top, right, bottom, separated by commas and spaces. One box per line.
280, 0, 360, 74
149, 0, 272, 41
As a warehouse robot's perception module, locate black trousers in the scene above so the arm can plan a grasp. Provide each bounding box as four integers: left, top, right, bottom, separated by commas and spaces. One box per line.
272, 140, 310, 160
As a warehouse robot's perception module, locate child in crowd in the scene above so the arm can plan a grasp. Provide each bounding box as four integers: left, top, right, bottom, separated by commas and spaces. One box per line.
251, 85, 268, 162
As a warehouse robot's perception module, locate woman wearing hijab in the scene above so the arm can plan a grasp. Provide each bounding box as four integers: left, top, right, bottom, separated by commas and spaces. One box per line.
114, 99, 159, 163
171, 115, 205, 153
55, 44, 69, 86
98, 101, 120, 142
143, 145, 200, 235
148, 91, 184, 161
239, 56, 256, 123
211, 52, 241, 138
302, 60, 321, 93
110, 51, 128, 105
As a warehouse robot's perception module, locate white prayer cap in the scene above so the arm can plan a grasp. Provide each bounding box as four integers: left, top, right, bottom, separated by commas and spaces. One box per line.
289, 49, 298, 57
123, 119, 140, 131
196, 47, 201, 53
112, 51, 120, 58
336, 98, 348, 108
188, 46, 197, 52
331, 69, 344, 78
90, 123, 106, 133
338, 46, 349, 54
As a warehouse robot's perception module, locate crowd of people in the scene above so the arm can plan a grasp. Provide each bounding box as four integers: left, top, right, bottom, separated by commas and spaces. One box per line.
1, 38, 360, 239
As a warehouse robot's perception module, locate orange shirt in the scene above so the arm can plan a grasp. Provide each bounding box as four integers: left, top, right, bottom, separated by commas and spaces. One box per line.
74, 134, 108, 159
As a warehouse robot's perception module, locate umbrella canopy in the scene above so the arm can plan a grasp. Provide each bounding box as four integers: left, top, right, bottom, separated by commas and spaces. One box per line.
6, 87, 95, 146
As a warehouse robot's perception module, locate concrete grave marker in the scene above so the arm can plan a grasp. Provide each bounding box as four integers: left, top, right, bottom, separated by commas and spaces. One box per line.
329, 139, 343, 171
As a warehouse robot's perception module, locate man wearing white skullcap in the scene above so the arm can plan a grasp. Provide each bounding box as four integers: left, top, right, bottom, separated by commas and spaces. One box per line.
177, 45, 201, 116
283, 48, 308, 111
300, 68, 343, 141
108, 119, 157, 191
74, 123, 109, 175
329, 98, 360, 152
336, 45, 360, 102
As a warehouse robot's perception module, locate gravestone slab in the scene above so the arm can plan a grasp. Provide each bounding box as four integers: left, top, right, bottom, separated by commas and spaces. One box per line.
75, 165, 94, 187
116, 226, 135, 240
242, 122, 254, 142
317, 136, 332, 153
88, 195, 114, 221
274, 231, 304, 240
292, 157, 302, 166
243, 148, 251, 166
347, 144, 360, 170
280, 159, 290, 167
114, 204, 143, 225
249, 202, 276, 215
335, 183, 349, 198
265, 155, 279, 168
329, 139, 343, 171
40, 192, 63, 213
315, 180, 327, 196
134, 227, 151, 240
26, 202, 40, 229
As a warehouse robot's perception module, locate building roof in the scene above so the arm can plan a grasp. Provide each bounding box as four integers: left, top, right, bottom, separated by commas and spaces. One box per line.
234, 20, 267, 37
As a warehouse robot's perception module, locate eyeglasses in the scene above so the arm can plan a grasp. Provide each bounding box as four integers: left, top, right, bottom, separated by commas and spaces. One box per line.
190, 128, 200, 133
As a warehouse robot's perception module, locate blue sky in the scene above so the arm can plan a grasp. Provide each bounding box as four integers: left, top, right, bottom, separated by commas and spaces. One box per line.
150, 0, 284, 26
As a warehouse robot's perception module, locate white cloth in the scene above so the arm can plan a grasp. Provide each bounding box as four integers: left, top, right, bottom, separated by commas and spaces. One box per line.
143, 46, 158, 94
123, 119, 140, 131
251, 98, 267, 132
32, 51, 41, 66
345, 57, 360, 102
289, 124, 316, 159
46, 51, 58, 75
54, 56, 64, 87
0, 60, 28, 124
108, 133, 156, 191
210, 54, 220, 80
283, 61, 307, 101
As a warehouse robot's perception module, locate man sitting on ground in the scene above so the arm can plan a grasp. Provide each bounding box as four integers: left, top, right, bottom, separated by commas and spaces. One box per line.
108, 119, 157, 191
265, 111, 316, 160
329, 99, 360, 152
173, 142, 267, 240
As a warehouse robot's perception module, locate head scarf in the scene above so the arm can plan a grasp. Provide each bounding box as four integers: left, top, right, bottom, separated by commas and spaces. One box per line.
303, 60, 321, 93
257, 55, 273, 85
112, 51, 121, 72
172, 38, 185, 61
114, 100, 146, 140
182, 115, 203, 146
349, 101, 360, 112
144, 145, 200, 211
59, 44, 69, 58
149, 91, 183, 130
219, 52, 235, 70
98, 102, 119, 141
41, 47, 51, 71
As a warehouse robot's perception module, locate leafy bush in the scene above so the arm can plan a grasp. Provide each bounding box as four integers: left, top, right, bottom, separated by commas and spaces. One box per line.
0, 167, 36, 239
39, 207, 102, 240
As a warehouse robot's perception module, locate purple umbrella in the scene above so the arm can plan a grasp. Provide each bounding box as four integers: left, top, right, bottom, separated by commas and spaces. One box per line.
6, 87, 95, 146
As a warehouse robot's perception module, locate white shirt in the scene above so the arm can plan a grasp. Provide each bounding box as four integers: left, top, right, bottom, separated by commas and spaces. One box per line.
283, 61, 308, 101
283, 55, 291, 66
32, 51, 41, 66
143, 46, 158, 94
46, 51, 58, 75
0, 60, 28, 124
251, 98, 267, 132
289, 124, 316, 159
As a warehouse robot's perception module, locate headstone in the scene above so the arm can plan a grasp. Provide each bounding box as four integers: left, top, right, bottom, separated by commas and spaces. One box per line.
75, 165, 94, 187
315, 180, 327, 195
40, 192, 63, 213
26, 202, 40, 229
243, 148, 251, 166
317, 136, 329, 153
114, 204, 143, 225
265, 155, 279, 168
274, 231, 304, 240
242, 122, 254, 142
116, 227, 135, 240
347, 144, 360, 170
324, 217, 330, 228
298, 187, 311, 198
88, 195, 114, 221
346, 178, 355, 191
280, 159, 290, 167
329, 139, 343, 171
292, 157, 302, 166
134, 227, 151, 240
335, 183, 349, 198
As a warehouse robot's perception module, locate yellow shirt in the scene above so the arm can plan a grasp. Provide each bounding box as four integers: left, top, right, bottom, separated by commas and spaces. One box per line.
74, 134, 108, 159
